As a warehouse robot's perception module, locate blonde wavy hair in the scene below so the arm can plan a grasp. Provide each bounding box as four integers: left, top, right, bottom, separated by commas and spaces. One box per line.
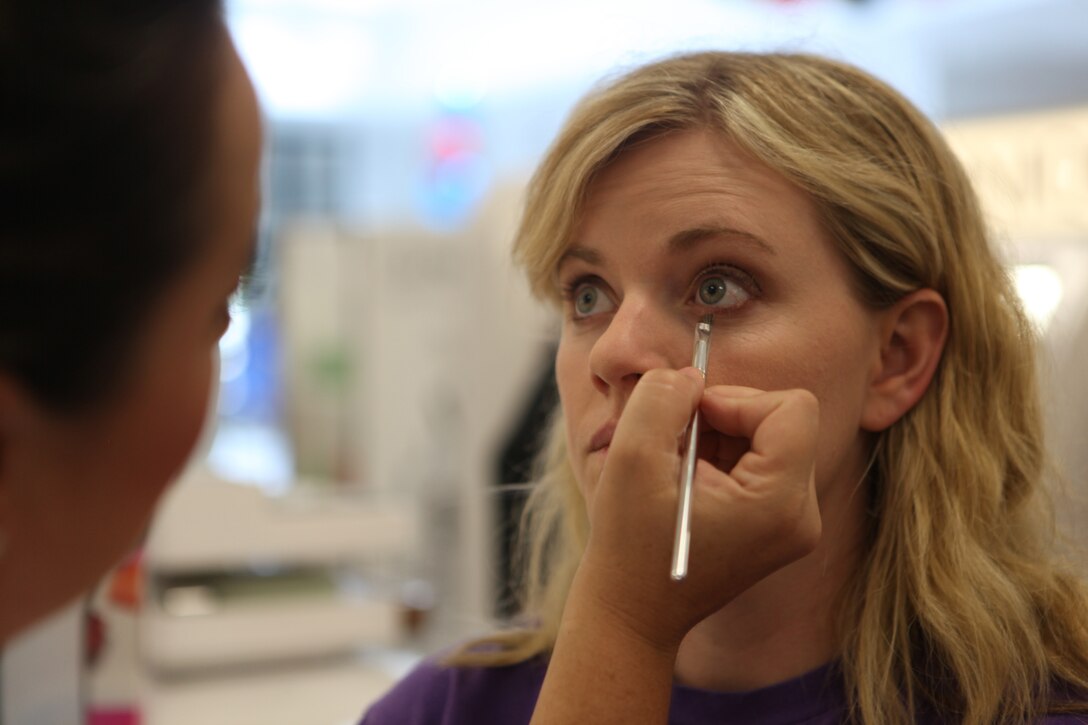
449, 51, 1088, 723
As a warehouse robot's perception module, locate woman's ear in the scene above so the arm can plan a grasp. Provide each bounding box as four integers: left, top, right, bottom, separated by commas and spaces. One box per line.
861, 288, 948, 432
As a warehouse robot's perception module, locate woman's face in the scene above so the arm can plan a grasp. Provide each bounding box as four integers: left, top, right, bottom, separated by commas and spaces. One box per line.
4, 31, 262, 627
555, 128, 882, 504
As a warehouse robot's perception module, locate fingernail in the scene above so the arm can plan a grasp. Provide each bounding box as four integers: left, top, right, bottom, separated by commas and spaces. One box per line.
679, 367, 703, 383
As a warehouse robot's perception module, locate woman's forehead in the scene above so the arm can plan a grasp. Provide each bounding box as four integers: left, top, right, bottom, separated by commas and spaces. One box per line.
567, 130, 821, 256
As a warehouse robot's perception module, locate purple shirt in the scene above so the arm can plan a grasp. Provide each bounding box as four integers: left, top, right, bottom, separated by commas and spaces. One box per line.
359, 656, 1088, 724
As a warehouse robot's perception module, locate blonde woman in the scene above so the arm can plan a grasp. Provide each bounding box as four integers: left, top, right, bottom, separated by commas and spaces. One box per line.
361, 52, 1088, 724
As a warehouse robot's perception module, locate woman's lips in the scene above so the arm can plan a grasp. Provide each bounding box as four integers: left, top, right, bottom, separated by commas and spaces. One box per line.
589, 421, 617, 453
586, 420, 748, 472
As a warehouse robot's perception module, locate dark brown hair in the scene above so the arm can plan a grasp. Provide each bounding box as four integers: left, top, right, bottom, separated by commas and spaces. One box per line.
0, 0, 225, 410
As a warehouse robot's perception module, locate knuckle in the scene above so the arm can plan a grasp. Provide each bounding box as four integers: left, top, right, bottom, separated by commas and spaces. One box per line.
793, 510, 822, 555
783, 389, 821, 440
787, 388, 819, 415
767, 490, 821, 557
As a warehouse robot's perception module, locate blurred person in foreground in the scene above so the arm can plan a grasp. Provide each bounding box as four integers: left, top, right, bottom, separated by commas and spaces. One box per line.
362, 51, 1088, 725
0, 0, 261, 643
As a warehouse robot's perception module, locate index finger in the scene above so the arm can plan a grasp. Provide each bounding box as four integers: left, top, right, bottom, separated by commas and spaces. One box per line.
608, 368, 703, 470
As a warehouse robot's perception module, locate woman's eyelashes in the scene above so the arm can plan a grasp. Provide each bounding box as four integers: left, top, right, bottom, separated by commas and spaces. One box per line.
561, 264, 759, 321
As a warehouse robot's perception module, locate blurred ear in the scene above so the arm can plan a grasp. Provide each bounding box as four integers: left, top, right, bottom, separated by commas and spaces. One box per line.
861, 289, 948, 432
0, 375, 21, 530
0, 374, 43, 485
0, 373, 36, 435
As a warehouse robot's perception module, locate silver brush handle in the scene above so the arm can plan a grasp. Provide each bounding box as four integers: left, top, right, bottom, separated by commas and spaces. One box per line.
670, 316, 712, 581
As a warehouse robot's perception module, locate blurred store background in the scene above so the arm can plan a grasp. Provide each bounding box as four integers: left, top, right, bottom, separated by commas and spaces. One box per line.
3, 0, 1087, 723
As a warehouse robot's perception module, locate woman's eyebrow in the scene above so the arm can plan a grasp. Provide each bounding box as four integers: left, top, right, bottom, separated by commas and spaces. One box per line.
557, 245, 603, 268
666, 225, 776, 256
557, 225, 773, 273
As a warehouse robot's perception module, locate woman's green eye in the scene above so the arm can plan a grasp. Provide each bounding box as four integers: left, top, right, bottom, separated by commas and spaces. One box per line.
698, 276, 729, 305
575, 286, 599, 315
694, 271, 753, 310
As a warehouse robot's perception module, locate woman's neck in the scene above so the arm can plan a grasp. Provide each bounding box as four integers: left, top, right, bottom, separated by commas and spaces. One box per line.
674, 464, 869, 693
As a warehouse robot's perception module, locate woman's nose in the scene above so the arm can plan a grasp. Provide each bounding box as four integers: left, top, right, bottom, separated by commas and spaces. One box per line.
588, 299, 681, 395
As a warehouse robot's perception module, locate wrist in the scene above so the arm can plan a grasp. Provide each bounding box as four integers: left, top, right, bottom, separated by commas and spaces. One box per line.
563, 559, 686, 661
532, 565, 681, 725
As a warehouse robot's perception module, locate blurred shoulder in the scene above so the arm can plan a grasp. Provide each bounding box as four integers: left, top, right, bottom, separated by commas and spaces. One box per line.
359, 652, 547, 725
